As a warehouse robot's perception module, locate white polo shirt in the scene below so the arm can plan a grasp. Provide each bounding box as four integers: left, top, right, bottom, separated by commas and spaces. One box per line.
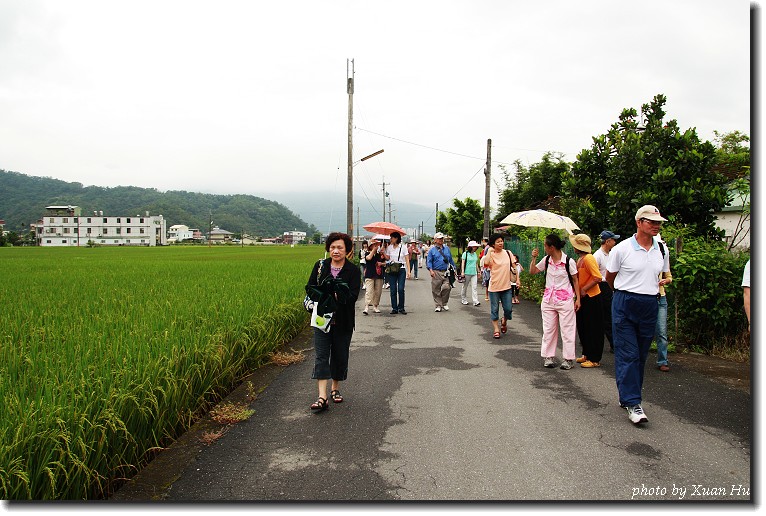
606, 235, 670, 295
593, 247, 609, 279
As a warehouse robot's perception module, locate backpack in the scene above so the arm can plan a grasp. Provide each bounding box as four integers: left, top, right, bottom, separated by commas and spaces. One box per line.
544, 254, 575, 291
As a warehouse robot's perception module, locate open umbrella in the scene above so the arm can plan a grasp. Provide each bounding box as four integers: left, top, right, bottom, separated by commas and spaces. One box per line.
369, 233, 391, 241
499, 209, 580, 235
362, 221, 406, 236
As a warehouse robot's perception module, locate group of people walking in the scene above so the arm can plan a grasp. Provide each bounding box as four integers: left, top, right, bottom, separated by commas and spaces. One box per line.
303, 204, 678, 426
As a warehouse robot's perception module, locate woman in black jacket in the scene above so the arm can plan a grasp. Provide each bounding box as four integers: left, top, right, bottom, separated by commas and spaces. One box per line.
305, 232, 361, 412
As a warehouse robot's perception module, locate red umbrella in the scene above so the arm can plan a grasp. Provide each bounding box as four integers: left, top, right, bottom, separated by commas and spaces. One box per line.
362, 221, 407, 236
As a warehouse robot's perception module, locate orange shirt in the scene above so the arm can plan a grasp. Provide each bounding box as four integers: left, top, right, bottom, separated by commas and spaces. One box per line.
577, 253, 602, 297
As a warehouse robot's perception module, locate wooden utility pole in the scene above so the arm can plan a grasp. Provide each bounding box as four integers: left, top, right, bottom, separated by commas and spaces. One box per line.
347, 59, 354, 242
483, 138, 491, 239
435, 203, 439, 232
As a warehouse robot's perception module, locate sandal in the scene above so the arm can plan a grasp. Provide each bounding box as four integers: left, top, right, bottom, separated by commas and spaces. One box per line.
330, 389, 343, 403
310, 396, 328, 412
493, 331, 501, 339
501, 317, 507, 333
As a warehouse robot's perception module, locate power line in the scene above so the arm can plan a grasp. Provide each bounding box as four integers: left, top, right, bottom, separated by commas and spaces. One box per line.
356, 127, 487, 161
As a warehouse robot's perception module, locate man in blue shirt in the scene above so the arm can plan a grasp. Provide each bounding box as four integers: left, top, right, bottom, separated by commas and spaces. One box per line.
426, 232, 457, 312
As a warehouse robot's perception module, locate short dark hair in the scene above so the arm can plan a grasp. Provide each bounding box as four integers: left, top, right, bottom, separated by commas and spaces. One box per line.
489, 233, 505, 246
390, 232, 401, 243
544, 233, 565, 250
325, 232, 353, 253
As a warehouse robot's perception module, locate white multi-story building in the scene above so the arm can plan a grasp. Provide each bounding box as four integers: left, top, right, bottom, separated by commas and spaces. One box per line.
283, 231, 306, 244
37, 206, 167, 246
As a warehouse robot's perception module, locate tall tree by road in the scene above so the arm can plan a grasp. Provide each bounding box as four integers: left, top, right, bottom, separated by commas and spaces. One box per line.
562, 94, 728, 240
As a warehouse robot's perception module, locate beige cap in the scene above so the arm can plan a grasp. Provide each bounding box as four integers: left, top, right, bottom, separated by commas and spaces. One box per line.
635, 205, 667, 221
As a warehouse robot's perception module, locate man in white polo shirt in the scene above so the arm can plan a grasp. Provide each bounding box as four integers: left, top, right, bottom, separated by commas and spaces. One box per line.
606, 205, 671, 425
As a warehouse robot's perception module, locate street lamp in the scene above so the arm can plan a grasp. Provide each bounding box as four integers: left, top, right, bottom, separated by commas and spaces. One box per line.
348, 148, 384, 247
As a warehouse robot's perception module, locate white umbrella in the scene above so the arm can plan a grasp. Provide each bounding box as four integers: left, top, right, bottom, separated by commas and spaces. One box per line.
500, 209, 580, 235
369, 233, 391, 241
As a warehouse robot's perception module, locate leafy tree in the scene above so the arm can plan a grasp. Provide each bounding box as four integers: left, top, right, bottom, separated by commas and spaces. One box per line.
441, 197, 484, 256
561, 94, 727, 240
495, 153, 570, 227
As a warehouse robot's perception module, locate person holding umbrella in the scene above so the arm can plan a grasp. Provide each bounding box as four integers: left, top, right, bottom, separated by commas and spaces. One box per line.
529, 234, 581, 369
362, 238, 386, 315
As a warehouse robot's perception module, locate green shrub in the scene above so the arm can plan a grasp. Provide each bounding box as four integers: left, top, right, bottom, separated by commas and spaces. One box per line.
668, 237, 749, 349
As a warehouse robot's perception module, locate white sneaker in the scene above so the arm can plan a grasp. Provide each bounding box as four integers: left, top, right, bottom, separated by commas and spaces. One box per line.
543, 357, 556, 368
373, 307, 380, 313
473, 302, 481, 306
461, 300, 468, 305
443, 305, 449, 311
626, 405, 649, 424
434, 307, 441, 312
559, 359, 573, 370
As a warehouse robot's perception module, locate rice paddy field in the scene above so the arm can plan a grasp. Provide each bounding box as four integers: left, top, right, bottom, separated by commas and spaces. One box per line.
0, 245, 323, 499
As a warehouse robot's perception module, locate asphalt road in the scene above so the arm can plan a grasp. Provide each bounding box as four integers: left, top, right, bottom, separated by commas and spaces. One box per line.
113, 271, 752, 503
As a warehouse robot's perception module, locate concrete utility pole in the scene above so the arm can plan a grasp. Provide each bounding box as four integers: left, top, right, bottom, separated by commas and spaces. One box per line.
484, 138, 492, 239
435, 203, 439, 232
347, 58, 354, 241
381, 178, 388, 222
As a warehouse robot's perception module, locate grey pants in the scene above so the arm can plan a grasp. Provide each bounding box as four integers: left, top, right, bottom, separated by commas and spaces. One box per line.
430, 270, 452, 307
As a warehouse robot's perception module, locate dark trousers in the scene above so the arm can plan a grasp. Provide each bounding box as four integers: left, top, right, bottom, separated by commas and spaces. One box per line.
612, 290, 659, 407
576, 293, 604, 363
311, 327, 352, 381
387, 268, 407, 311
599, 281, 614, 348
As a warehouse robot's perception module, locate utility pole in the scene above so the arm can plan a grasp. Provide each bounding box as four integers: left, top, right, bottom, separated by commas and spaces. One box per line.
381, 178, 388, 222
435, 203, 439, 233
483, 138, 491, 239
347, 58, 354, 244
356, 205, 360, 243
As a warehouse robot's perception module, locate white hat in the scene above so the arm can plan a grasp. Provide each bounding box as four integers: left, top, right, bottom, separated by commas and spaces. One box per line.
635, 205, 667, 222
433, 232, 445, 239
466, 240, 480, 248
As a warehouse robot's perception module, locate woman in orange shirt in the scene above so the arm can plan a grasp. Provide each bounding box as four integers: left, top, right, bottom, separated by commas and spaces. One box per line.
569, 233, 604, 368
479, 233, 516, 339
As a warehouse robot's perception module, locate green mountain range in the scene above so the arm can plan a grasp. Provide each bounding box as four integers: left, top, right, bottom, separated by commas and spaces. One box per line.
0, 169, 317, 237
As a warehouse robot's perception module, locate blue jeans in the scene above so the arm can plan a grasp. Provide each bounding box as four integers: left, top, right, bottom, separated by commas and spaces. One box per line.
311, 328, 352, 380
409, 258, 418, 278
655, 296, 668, 366
612, 290, 659, 407
489, 289, 513, 322
387, 268, 406, 311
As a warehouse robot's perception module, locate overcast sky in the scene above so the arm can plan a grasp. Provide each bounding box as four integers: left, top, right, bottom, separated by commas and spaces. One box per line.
0, 0, 753, 230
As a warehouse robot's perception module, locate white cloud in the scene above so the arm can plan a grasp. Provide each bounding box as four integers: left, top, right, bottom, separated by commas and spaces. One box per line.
0, 0, 752, 230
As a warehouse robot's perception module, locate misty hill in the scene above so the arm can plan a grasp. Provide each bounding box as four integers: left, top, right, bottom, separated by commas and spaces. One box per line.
0, 169, 316, 237
267, 190, 439, 237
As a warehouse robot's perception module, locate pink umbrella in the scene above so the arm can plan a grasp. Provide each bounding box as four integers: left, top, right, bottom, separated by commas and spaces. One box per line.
362, 221, 406, 236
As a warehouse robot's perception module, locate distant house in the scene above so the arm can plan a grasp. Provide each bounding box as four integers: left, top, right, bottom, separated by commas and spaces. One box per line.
38, 206, 167, 246
283, 231, 306, 244
168, 224, 194, 243
208, 226, 234, 244
715, 186, 750, 250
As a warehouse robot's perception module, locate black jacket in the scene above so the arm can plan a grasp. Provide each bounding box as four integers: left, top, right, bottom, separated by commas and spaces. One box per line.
305, 258, 361, 332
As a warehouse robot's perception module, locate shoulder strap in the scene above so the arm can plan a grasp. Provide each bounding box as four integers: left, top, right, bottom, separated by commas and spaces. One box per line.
506, 251, 517, 277
658, 241, 665, 258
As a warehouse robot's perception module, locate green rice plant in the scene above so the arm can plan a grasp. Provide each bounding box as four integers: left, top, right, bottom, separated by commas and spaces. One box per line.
0, 245, 326, 499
